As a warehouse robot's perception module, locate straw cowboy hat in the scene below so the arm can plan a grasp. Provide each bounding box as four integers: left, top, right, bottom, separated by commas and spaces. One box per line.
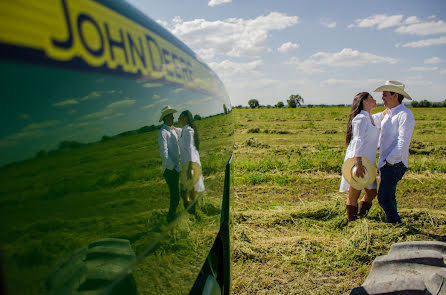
180, 161, 202, 191
159, 105, 177, 122
342, 157, 377, 190
374, 80, 412, 100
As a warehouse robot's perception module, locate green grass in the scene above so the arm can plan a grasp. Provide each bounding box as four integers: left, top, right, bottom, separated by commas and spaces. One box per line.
231, 107, 446, 295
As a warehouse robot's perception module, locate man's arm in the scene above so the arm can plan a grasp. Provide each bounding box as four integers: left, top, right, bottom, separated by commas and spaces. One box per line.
158, 130, 175, 170
386, 112, 415, 165
372, 110, 386, 128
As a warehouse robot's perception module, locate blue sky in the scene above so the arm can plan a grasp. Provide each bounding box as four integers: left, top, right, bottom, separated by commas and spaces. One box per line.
126, 0, 446, 106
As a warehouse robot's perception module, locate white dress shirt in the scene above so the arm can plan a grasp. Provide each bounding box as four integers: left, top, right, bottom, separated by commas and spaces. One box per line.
158, 124, 181, 172
179, 125, 201, 164
340, 111, 380, 192
179, 125, 205, 192
373, 104, 415, 169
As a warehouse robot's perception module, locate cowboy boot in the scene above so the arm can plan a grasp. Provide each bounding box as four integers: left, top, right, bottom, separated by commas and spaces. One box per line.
358, 201, 372, 218
346, 205, 358, 221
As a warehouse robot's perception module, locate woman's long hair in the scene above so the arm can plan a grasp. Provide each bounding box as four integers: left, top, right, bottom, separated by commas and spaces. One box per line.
345, 92, 369, 146
181, 110, 200, 151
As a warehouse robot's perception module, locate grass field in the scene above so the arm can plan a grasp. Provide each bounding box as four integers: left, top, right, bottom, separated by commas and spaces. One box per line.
230, 107, 446, 295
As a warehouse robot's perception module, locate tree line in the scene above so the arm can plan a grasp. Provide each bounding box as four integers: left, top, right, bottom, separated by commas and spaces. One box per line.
241, 94, 305, 109
411, 99, 446, 108
235, 95, 445, 109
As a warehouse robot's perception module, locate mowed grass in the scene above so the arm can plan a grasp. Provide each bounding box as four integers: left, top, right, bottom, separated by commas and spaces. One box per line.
231, 107, 446, 295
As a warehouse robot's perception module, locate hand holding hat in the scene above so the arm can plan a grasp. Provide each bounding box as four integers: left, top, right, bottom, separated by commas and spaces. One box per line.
342, 157, 377, 190
180, 161, 202, 191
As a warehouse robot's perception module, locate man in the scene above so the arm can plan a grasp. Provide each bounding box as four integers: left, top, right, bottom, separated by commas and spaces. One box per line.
158, 106, 181, 222
373, 81, 416, 223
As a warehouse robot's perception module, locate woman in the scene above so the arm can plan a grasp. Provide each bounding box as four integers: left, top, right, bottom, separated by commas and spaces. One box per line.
178, 110, 205, 214
340, 92, 379, 221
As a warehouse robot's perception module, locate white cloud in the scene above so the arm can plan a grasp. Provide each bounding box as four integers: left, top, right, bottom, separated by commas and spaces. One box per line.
285, 56, 325, 73
424, 57, 443, 64
142, 103, 155, 109
321, 79, 356, 86
278, 42, 300, 53
53, 99, 79, 107
23, 120, 60, 131
156, 19, 169, 28
404, 78, 433, 86
142, 83, 165, 88
403, 16, 421, 25
83, 110, 112, 120
396, 20, 446, 35
290, 48, 398, 73
52, 90, 116, 107
399, 35, 446, 48
106, 99, 136, 109
320, 18, 336, 29
209, 59, 264, 82
209, 59, 263, 73
321, 78, 383, 87
166, 12, 299, 59
208, 0, 231, 7
0, 120, 61, 147
440, 69, 446, 74
349, 14, 403, 30
408, 66, 439, 71
103, 113, 125, 120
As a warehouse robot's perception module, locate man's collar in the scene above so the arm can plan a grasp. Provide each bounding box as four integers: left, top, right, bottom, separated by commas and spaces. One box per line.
388, 103, 403, 115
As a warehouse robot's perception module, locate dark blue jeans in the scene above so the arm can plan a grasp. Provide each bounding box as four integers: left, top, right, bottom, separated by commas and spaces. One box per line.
378, 162, 407, 223
163, 168, 180, 222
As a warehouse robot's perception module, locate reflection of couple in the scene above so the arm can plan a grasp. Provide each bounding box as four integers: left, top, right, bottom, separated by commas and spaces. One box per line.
340, 81, 415, 223
158, 106, 204, 222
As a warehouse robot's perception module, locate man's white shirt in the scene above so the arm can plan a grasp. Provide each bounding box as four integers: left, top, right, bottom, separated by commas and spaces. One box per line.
158, 124, 182, 172
373, 104, 415, 169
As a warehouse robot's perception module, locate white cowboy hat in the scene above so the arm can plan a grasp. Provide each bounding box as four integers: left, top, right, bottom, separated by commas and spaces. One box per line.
159, 105, 177, 122
180, 161, 202, 191
374, 80, 412, 100
342, 157, 377, 190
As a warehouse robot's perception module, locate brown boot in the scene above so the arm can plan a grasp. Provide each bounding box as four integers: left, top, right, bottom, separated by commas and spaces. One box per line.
358, 201, 372, 218
346, 205, 358, 221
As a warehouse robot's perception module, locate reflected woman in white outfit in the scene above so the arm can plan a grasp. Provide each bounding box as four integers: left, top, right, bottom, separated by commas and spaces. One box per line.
178, 110, 205, 214
340, 92, 380, 221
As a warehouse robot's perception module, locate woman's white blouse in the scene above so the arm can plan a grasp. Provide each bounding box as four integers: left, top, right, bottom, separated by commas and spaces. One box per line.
179, 125, 201, 165
179, 125, 205, 192
339, 111, 379, 192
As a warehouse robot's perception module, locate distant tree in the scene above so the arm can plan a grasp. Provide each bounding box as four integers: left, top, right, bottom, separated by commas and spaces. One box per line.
411, 100, 419, 107
193, 114, 202, 120
223, 104, 228, 114
248, 99, 259, 108
287, 94, 304, 108
276, 101, 284, 108
101, 135, 112, 142
58, 140, 84, 150
418, 99, 432, 107
35, 150, 47, 158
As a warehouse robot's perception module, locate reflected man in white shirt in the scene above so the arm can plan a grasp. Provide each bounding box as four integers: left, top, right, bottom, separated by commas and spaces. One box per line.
158, 106, 182, 222
373, 81, 416, 223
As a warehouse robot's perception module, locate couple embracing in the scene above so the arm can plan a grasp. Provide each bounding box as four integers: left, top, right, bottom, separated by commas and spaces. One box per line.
158, 106, 205, 223
340, 81, 416, 224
